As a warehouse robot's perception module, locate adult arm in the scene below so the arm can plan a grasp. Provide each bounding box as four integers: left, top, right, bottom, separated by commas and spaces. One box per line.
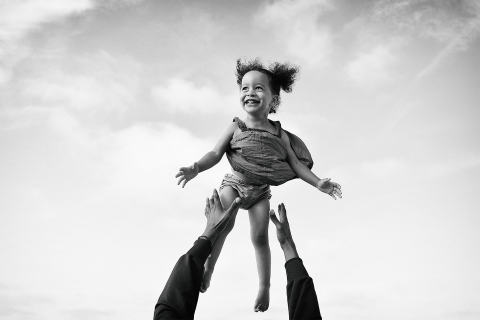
154, 190, 242, 319
270, 204, 322, 320
176, 122, 237, 188
153, 239, 211, 319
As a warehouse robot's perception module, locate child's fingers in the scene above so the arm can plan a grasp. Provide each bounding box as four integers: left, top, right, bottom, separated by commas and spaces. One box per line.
175, 167, 188, 177
177, 176, 184, 185
334, 188, 342, 198
181, 179, 188, 188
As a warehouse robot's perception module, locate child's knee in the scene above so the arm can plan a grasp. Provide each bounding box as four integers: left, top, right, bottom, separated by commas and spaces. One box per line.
251, 231, 269, 246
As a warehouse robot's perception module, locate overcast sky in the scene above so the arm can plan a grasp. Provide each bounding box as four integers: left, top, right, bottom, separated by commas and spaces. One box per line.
1, 0, 479, 319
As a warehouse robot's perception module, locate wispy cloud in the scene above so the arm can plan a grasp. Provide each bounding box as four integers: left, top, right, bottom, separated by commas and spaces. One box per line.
346, 41, 401, 86
0, 0, 94, 84
415, 16, 480, 80
256, 0, 335, 66
26, 51, 141, 110
372, 0, 480, 79
1, 50, 143, 134
63, 308, 114, 320
151, 78, 236, 114
422, 157, 480, 177
0, 0, 92, 41
0, 287, 53, 318
360, 157, 407, 178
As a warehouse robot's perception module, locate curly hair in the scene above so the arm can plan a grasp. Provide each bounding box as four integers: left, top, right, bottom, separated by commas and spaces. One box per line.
236, 58, 300, 114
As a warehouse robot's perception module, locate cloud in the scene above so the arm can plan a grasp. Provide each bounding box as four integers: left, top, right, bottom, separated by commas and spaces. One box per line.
0, 0, 94, 85
0, 287, 53, 318
30, 51, 140, 108
438, 310, 480, 320
0, 50, 143, 134
0, 0, 93, 42
151, 78, 237, 114
372, 0, 480, 79
63, 309, 114, 320
422, 157, 480, 177
360, 157, 407, 178
256, 0, 335, 66
415, 16, 480, 79
346, 42, 399, 86
373, 0, 480, 43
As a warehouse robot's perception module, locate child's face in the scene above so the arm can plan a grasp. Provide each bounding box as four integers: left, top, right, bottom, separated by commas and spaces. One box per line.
239, 71, 276, 117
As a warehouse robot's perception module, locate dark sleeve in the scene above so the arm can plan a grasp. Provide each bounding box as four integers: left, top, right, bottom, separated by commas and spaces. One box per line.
153, 239, 211, 320
285, 258, 322, 320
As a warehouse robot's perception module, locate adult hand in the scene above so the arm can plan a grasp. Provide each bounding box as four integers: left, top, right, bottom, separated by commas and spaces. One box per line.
269, 203, 299, 262
316, 178, 342, 200
201, 189, 242, 244
175, 162, 199, 188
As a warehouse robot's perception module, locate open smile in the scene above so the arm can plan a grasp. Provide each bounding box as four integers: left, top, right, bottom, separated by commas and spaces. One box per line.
244, 99, 260, 105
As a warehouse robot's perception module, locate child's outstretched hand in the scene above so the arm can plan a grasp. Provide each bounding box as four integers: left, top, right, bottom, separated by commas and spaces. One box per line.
175, 162, 199, 188
316, 178, 342, 200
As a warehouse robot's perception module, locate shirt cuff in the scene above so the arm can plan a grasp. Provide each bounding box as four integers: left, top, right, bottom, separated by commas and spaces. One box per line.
186, 239, 212, 262
285, 257, 309, 282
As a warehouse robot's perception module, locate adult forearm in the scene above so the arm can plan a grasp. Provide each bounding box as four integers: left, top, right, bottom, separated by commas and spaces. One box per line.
197, 151, 223, 172
281, 241, 299, 262
154, 239, 211, 319
285, 258, 322, 320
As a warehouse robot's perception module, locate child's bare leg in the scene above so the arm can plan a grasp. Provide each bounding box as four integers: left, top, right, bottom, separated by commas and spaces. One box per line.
248, 199, 271, 312
200, 186, 240, 293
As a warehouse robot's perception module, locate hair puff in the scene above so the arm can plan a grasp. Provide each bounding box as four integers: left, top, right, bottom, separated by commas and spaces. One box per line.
235, 58, 300, 113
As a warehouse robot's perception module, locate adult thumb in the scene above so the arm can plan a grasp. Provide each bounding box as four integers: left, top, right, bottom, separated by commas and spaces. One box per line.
226, 197, 242, 215
269, 209, 281, 227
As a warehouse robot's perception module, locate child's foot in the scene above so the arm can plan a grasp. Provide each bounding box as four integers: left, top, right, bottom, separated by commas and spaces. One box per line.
200, 269, 213, 293
253, 285, 270, 312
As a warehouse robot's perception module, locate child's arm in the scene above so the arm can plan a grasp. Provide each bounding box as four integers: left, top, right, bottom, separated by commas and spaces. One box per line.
176, 122, 237, 188
281, 131, 342, 200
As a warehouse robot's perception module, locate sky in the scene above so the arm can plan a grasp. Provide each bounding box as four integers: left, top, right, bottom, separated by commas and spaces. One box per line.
0, 0, 479, 319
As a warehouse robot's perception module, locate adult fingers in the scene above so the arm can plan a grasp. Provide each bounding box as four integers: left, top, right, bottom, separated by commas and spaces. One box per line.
278, 203, 287, 222
204, 197, 210, 216
212, 189, 222, 209
269, 209, 281, 228
225, 197, 242, 216
208, 192, 214, 207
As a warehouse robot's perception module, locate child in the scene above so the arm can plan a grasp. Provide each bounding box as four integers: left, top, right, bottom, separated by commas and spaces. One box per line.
175, 59, 342, 312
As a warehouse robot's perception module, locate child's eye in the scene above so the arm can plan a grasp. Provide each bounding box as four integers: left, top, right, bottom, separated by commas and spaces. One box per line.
256, 86, 263, 90
242, 87, 248, 91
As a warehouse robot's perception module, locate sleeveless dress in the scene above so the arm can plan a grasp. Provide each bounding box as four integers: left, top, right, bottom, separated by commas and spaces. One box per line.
226, 117, 314, 186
